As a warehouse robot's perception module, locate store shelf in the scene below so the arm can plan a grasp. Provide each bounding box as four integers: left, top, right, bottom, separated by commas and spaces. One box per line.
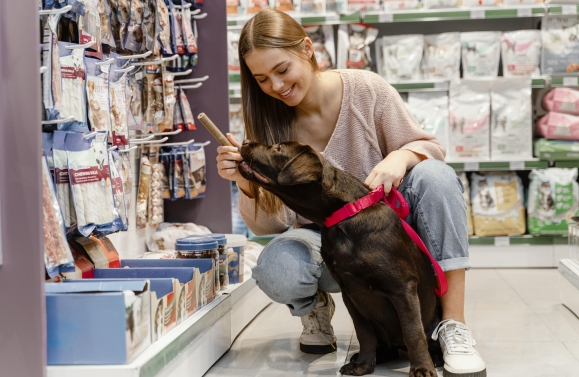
447, 159, 549, 172
391, 80, 448, 92
555, 160, 579, 168
469, 234, 567, 246
47, 278, 271, 377
547, 4, 579, 15
227, 11, 347, 29
550, 75, 579, 87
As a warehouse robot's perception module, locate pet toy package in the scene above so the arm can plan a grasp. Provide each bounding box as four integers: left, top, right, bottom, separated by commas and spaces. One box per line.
423, 0, 459, 8
109, 65, 130, 145
542, 16, 579, 74
534, 138, 579, 160
406, 92, 450, 152
86, 58, 113, 133
304, 25, 335, 71
448, 80, 491, 161
379, 34, 424, 83
461, 32, 501, 80
337, 24, 379, 71
470, 172, 526, 237
458, 173, 475, 236
423, 32, 461, 81
542, 87, 579, 115
490, 78, 533, 160
536, 112, 579, 141
383, 0, 419, 10
57, 42, 90, 132
528, 168, 579, 236
501, 30, 541, 78
52, 131, 77, 228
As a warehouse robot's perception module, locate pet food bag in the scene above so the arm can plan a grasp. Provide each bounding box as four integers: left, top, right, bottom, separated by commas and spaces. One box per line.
534, 138, 579, 160
423, 0, 459, 8
337, 24, 378, 71
379, 34, 424, 83
528, 168, 579, 236
536, 112, 579, 141
461, 32, 501, 80
471, 172, 526, 237
458, 173, 474, 236
227, 0, 246, 15
57, 42, 90, 132
301, 0, 325, 12
383, 0, 420, 9
228, 31, 241, 74
52, 131, 77, 228
347, 0, 381, 11
448, 80, 491, 161
490, 78, 533, 160
187, 143, 207, 199
423, 32, 461, 81
86, 58, 113, 133
501, 30, 542, 78
542, 87, 579, 115
304, 25, 335, 71
406, 92, 450, 152
109, 65, 130, 145
542, 16, 579, 74
229, 103, 245, 146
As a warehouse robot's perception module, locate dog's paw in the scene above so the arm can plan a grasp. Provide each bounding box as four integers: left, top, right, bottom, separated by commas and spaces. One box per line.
340, 361, 375, 376
409, 365, 437, 377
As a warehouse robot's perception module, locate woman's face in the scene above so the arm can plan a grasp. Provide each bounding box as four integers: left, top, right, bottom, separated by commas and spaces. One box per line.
244, 40, 314, 107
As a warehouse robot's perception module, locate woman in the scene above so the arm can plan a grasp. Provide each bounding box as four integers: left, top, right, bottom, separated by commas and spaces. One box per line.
216, 9, 485, 377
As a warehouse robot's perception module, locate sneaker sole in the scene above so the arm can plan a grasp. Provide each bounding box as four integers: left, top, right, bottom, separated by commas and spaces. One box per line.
300, 343, 337, 354
443, 368, 486, 377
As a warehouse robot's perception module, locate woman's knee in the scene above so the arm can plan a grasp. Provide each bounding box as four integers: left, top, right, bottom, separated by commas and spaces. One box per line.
407, 159, 464, 199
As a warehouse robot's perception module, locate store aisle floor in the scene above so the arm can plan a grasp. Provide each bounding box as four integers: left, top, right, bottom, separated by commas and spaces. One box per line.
205, 269, 579, 377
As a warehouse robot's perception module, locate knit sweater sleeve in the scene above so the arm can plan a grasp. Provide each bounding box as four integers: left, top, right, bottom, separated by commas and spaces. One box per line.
372, 74, 446, 161
237, 188, 297, 236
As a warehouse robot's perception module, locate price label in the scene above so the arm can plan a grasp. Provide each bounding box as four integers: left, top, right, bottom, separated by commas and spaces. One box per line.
517, 8, 532, 18
509, 161, 525, 170
434, 81, 448, 90
562, 5, 577, 14
563, 76, 579, 87
326, 13, 339, 22
494, 237, 510, 247
470, 9, 485, 19
379, 13, 394, 23
464, 162, 480, 171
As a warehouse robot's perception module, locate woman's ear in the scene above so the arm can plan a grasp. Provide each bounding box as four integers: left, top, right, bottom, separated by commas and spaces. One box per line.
303, 37, 314, 59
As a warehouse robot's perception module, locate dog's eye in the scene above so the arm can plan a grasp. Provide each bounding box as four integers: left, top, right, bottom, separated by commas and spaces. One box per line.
276, 144, 282, 152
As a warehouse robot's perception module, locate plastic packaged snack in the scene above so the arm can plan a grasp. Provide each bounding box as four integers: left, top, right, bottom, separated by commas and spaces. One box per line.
406, 92, 450, 152
458, 173, 474, 236
379, 34, 424, 83
542, 16, 579, 74
173, 93, 185, 131
186, 143, 207, 199
228, 31, 240, 74
423, 32, 461, 81
137, 148, 152, 227
42, 14, 62, 121
157, 0, 173, 55
147, 146, 164, 226
142, 0, 157, 53
161, 68, 177, 131
528, 168, 579, 236
536, 112, 579, 141
301, 0, 325, 12
229, 103, 245, 146
117, 150, 133, 213
170, 3, 186, 55
78, 0, 104, 59
534, 138, 579, 160
461, 32, 501, 80
109, 151, 128, 230
304, 25, 335, 71
173, 147, 187, 199
501, 30, 541, 78
490, 78, 533, 160
179, 87, 196, 130
542, 87, 579, 115
337, 24, 379, 71
57, 42, 90, 132
423, 0, 459, 8
125, 0, 145, 52
448, 80, 491, 161
160, 148, 173, 199
470, 172, 526, 237
86, 58, 113, 133
109, 65, 130, 145
128, 68, 145, 132
383, 0, 419, 9
100, 0, 116, 48
182, 6, 198, 56
52, 131, 77, 228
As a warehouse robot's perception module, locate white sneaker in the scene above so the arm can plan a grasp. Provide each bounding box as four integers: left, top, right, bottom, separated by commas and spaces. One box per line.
432, 319, 486, 377
299, 291, 337, 354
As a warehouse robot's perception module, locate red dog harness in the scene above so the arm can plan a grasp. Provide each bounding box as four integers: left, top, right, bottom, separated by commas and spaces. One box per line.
324, 185, 448, 297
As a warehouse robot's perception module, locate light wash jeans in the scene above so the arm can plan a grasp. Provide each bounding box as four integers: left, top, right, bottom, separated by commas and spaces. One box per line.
251, 159, 469, 317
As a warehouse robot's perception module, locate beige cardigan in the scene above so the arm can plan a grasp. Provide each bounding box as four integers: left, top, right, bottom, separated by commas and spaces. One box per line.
238, 69, 446, 235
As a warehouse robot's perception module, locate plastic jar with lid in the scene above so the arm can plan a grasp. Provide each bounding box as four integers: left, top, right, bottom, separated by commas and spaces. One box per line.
188, 234, 229, 290
175, 236, 220, 294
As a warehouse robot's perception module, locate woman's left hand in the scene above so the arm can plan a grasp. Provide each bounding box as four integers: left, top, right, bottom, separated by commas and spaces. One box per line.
364, 150, 420, 192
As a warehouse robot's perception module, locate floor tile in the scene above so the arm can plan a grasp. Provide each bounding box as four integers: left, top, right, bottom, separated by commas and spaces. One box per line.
497, 269, 562, 307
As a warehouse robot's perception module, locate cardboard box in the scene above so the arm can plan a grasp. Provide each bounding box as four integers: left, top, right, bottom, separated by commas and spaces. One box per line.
72, 236, 120, 268
46, 280, 151, 365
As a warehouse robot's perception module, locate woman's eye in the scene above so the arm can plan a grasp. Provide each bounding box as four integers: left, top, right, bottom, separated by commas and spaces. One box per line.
280, 67, 288, 74
258, 77, 268, 84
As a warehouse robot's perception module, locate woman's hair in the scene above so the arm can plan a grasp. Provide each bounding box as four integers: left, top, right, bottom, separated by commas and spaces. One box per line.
239, 8, 319, 215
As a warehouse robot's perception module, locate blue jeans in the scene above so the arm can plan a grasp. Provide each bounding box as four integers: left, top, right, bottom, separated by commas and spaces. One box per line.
251, 159, 470, 317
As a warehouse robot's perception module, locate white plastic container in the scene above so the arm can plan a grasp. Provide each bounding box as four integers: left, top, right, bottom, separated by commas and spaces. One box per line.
225, 234, 247, 284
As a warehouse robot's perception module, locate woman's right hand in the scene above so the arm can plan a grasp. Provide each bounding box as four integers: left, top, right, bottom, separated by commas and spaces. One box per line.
216, 133, 244, 182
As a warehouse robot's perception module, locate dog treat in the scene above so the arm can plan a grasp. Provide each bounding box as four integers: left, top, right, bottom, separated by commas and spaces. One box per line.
173, 147, 187, 199
100, 0, 116, 48
117, 151, 134, 211
125, 0, 144, 52
198, 112, 232, 147
187, 143, 207, 199
137, 148, 152, 227
109, 151, 128, 230
182, 5, 198, 55
58, 42, 89, 132
142, 0, 156, 53
380, 34, 424, 83
78, 0, 104, 60
162, 67, 176, 131
128, 68, 145, 131
461, 31, 501, 80
542, 15, 579, 74
543, 87, 579, 116
160, 149, 173, 199
501, 30, 541, 78
109, 65, 130, 145
458, 173, 474, 236
471, 172, 526, 237
423, 32, 461, 81
304, 25, 335, 71
179, 87, 196, 130
42, 14, 62, 121
52, 131, 77, 228
148, 146, 164, 226
157, 0, 173, 55
144, 64, 157, 131
112, 0, 131, 51
406, 92, 450, 152
337, 24, 378, 71
490, 78, 533, 160
86, 58, 113, 133
528, 168, 579, 236
170, 3, 186, 55
152, 69, 166, 130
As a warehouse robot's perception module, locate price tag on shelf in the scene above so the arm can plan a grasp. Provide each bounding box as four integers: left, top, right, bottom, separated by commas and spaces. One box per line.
563, 76, 579, 87
470, 9, 485, 19
494, 237, 510, 247
325, 13, 339, 22
379, 13, 394, 23
509, 161, 525, 170
562, 5, 577, 14
464, 162, 479, 171
516, 8, 532, 17
434, 81, 448, 89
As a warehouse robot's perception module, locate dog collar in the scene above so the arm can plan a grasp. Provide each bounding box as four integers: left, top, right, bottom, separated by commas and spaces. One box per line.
324, 185, 448, 297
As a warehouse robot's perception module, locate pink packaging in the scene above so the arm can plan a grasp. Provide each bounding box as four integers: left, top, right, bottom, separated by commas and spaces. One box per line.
542, 88, 579, 115
536, 112, 579, 141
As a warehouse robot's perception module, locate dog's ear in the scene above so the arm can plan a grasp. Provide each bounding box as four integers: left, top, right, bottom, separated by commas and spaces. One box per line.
277, 151, 323, 185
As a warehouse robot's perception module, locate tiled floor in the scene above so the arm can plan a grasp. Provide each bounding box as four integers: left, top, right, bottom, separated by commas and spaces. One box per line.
205, 269, 579, 377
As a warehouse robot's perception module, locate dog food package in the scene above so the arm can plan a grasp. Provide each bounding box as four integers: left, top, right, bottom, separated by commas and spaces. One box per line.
304, 25, 335, 71
379, 35, 424, 83
462, 0, 502, 5
109, 66, 130, 146
406, 92, 450, 152
142, 0, 157, 53
137, 150, 152, 227
501, 30, 541, 78
78, 0, 104, 60
157, 0, 173, 55
423, 32, 461, 81
65, 132, 122, 237
187, 144, 207, 199
461, 32, 501, 80
542, 16, 579, 74
337, 24, 379, 71
100, 0, 116, 48
542, 87, 579, 115
173, 148, 187, 200
57, 42, 90, 133
347, 0, 381, 11
124, 0, 144, 52
229, 103, 245, 146
128, 68, 146, 132
534, 138, 579, 160
536, 112, 579, 141
458, 173, 474, 236
470, 172, 526, 237
448, 80, 491, 161
528, 168, 579, 236
53, 131, 77, 228
42, 14, 62, 121
179, 88, 196, 130
490, 78, 533, 160
86, 58, 113, 133
423, 0, 459, 8
383, 0, 419, 10
109, 151, 128, 230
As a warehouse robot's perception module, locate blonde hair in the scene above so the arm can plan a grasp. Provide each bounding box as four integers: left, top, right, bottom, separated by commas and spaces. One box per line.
239, 8, 319, 215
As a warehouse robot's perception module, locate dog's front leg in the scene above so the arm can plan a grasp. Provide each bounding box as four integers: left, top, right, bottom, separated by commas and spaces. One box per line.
340, 293, 377, 376
389, 282, 437, 377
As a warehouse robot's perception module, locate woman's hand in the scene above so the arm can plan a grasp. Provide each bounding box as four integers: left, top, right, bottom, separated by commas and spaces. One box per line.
364, 150, 422, 192
216, 134, 254, 197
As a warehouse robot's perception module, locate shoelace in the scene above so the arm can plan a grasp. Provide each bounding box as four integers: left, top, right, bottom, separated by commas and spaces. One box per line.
432, 319, 475, 355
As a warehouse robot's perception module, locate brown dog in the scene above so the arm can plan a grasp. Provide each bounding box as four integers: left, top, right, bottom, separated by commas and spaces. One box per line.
238, 140, 443, 377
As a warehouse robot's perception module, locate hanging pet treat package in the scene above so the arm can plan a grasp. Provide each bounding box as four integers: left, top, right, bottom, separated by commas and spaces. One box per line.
458, 173, 475, 236
337, 24, 379, 71
182, 146, 192, 199
157, 0, 173, 55
152, 68, 167, 132
501, 30, 541, 78
542, 87, 579, 115
461, 32, 501, 80
347, 0, 381, 11
170, 3, 186, 55
247, 0, 270, 14
124, 0, 144, 52
144, 64, 157, 132
528, 168, 579, 236
108, 151, 128, 230
52, 131, 77, 228
137, 147, 152, 228
109, 65, 130, 145
86, 58, 113, 134
470, 172, 526, 237
536, 112, 579, 141
179, 87, 196, 130
383, 0, 419, 10
77, 0, 104, 59
118, 151, 134, 212
128, 68, 145, 132
301, 0, 325, 13
534, 138, 579, 160
423, 0, 459, 9
490, 78, 533, 160
542, 16, 579, 74
379, 34, 424, 83
142, 0, 157, 53
42, 14, 62, 122
448, 80, 491, 161
173, 147, 187, 200
173, 91, 186, 131
304, 25, 335, 71
57, 42, 90, 133
162, 68, 177, 131
100, 0, 116, 48
148, 146, 165, 227
326, 0, 346, 11
423, 32, 461, 81
160, 148, 173, 199
228, 31, 241, 74
187, 143, 207, 199
406, 92, 450, 152
183, 7, 199, 66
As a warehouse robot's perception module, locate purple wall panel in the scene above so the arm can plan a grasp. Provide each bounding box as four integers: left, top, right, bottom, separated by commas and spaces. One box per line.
164, 0, 233, 234
0, 1, 46, 377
